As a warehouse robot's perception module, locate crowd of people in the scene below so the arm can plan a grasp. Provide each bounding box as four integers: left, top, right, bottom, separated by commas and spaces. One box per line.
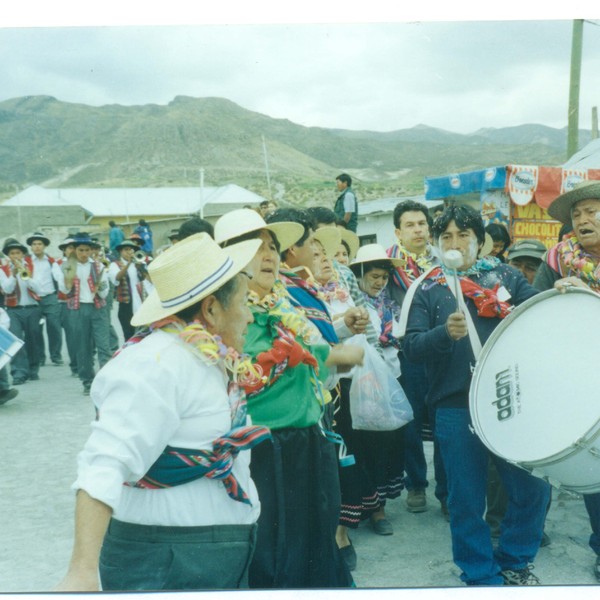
1, 175, 599, 591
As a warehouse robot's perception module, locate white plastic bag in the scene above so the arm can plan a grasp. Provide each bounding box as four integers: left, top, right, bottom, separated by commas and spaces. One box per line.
348, 334, 413, 431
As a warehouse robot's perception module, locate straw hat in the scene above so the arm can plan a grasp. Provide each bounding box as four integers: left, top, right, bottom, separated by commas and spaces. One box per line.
58, 237, 75, 251
131, 232, 261, 327
547, 180, 600, 225
313, 226, 342, 258
478, 233, 495, 258
339, 228, 360, 261
350, 244, 406, 269
214, 208, 304, 251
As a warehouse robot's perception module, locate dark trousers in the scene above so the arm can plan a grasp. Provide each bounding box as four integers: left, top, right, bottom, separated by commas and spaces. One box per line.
584, 492, 600, 556
7, 305, 42, 380
100, 519, 257, 590
60, 301, 78, 373
38, 292, 63, 363
67, 303, 111, 386
117, 300, 135, 342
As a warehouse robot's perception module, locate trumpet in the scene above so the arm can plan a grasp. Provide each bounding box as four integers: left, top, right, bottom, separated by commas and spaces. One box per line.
11, 259, 31, 281
134, 250, 152, 264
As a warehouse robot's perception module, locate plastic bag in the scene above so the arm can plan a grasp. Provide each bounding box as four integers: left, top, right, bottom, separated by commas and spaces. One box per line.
348, 334, 413, 431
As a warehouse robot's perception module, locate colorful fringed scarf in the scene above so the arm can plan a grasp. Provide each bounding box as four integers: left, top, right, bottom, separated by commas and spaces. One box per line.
279, 269, 339, 345
546, 234, 600, 293
361, 288, 401, 348
427, 264, 512, 319
387, 243, 436, 291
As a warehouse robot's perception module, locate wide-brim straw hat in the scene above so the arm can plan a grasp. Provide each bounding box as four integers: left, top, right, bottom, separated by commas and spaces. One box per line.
214, 208, 304, 251
58, 238, 75, 251
26, 232, 50, 246
478, 233, 495, 258
339, 228, 360, 262
313, 226, 342, 258
131, 232, 261, 327
547, 180, 600, 225
350, 244, 406, 270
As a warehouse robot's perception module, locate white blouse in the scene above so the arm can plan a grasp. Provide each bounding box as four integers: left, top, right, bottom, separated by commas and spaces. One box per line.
73, 329, 260, 527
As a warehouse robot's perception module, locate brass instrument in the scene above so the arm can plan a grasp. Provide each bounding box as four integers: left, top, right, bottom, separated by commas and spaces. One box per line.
134, 250, 152, 264
11, 259, 31, 281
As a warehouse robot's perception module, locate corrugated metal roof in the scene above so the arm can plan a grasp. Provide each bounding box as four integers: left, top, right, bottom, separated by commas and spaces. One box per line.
3, 184, 266, 217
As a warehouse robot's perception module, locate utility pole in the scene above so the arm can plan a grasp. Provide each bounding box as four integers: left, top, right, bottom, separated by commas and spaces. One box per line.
262, 135, 272, 200
567, 19, 584, 160
592, 107, 598, 140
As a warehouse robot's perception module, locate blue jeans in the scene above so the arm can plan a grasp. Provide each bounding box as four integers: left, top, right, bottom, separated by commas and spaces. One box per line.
400, 354, 447, 502
584, 492, 600, 556
435, 408, 551, 586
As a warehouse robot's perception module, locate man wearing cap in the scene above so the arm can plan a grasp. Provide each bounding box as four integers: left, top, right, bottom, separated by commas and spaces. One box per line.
386, 199, 447, 517
59, 233, 111, 395
533, 180, 600, 581
402, 204, 550, 586
506, 239, 547, 284
0, 238, 43, 385
56, 233, 267, 592
27, 232, 65, 366
108, 239, 153, 341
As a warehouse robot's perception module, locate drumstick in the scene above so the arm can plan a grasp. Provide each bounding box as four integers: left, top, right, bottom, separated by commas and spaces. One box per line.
443, 250, 463, 312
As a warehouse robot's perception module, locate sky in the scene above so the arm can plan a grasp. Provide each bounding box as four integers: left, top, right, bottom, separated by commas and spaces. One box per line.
2, 2, 600, 135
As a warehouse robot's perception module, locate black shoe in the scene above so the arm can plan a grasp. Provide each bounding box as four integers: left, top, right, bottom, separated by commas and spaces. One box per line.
594, 555, 600, 582
0, 388, 18, 405
339, 541, 357, 571
29, 374, 40, 381
440, 500, 450, 522
12, 378, 26, 385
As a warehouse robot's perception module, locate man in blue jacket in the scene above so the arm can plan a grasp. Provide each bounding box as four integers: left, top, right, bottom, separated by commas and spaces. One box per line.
403, 204, 550, 586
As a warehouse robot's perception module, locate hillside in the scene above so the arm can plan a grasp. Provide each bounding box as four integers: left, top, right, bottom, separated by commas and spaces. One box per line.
0, 95, 588, 206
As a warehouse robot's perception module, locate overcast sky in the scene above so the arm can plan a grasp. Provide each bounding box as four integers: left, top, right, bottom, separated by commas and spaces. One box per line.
2, 3, 600, 135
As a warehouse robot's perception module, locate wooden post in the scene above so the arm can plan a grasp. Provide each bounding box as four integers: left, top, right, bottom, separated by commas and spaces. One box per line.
567, 19, 584, 159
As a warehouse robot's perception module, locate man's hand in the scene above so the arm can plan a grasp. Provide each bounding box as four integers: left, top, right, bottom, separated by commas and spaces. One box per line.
554, 276, 590, 293
445, 312, 468, 341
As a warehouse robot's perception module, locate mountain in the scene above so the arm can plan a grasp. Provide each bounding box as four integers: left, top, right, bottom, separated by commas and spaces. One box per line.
0, 95, 589, 205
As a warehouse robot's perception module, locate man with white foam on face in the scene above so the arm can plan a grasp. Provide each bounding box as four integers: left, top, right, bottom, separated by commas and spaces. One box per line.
402, 203, 550, 586
533, 180, 600, 582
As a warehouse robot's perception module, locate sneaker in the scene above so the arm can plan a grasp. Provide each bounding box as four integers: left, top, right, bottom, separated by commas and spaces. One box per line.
0, 388, 18, 405
406, 489, 427, 513
501, 565, 540, 585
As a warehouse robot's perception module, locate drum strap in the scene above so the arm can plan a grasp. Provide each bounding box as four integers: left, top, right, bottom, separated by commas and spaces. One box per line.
398, 266, 482, 360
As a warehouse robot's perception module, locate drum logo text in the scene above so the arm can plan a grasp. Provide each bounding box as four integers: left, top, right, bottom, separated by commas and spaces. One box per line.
494, 368, 514, 421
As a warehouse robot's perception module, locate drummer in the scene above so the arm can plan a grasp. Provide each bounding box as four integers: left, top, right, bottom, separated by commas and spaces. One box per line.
534, 180, 600, 582
402, 203, 551, 586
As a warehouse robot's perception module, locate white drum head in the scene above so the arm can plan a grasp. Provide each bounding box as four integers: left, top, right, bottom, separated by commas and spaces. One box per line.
469, 288, 600, 463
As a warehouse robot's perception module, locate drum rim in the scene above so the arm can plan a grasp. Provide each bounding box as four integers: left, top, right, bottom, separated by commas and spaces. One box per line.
469, 286, 600, 460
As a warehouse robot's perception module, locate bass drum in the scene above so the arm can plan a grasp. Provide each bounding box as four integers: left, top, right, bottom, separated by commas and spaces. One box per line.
469, 287, 600, 494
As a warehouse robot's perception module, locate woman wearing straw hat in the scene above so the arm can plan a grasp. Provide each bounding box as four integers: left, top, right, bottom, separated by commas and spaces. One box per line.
56, 233, 270, 592
214, 208, 364, 589
347, 244, 407, 538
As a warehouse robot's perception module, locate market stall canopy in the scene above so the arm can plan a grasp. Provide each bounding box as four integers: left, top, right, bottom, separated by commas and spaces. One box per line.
424, 139, 600, 209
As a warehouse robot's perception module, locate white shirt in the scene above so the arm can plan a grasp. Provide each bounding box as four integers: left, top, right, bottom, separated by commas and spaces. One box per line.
59, 259, 109, 302
31, 254, 62, 296
73, 329, 260, 527
0, 269, 42, 306
108, 261, 153, 313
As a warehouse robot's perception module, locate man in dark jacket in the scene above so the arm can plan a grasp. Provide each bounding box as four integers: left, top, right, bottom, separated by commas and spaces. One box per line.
403, 204, 550, 586
334, 174, 358, 233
